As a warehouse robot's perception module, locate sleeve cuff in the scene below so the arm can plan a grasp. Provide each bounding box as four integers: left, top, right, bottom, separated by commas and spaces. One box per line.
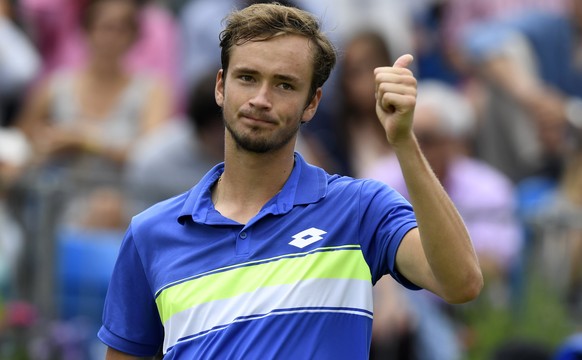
97, 325, 161, 357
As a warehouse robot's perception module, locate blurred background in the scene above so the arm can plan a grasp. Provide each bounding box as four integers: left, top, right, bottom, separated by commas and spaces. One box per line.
1, 0, 582, 359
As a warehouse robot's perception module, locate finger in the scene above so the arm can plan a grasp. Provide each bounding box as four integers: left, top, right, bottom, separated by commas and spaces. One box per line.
375, 72, 417, 97
379, 92, 416, 113
393, 54, 414, 69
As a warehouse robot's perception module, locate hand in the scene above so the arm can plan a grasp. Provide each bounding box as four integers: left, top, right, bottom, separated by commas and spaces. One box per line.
35, 126, 87, 158
374, 54, 417, 146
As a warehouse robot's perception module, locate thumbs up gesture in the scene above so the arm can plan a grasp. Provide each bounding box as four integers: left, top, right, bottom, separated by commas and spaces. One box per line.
374, 54, 417, 146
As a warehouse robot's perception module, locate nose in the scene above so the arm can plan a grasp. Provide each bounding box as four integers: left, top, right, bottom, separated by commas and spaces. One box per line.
248, 83, 272, 109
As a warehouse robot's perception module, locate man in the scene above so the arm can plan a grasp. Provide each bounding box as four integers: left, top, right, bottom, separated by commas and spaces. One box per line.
99, 4, 482, 359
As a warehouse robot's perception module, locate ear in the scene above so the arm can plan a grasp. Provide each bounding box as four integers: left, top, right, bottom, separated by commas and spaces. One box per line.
215, 69, 225, 108
301, 88, 322, 124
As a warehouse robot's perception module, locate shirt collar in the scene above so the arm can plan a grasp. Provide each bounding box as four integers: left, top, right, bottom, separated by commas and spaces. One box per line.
177, 152, 328, 224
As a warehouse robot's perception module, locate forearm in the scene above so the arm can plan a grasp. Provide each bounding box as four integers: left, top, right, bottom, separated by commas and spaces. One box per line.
82, 138, 129, 165
481, 56, 541, 108
393, 135, 482, 302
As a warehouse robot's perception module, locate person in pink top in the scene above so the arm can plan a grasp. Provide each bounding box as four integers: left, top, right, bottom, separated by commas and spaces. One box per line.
19, 0, 178, 105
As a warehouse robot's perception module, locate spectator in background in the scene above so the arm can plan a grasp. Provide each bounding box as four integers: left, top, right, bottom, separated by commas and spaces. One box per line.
459, 0, 582, 182
441, 0, 567, 77
530, 135, 582, 318
126, 71, 225, 213
305, 0, 416, 171
0, 0, 36, 301
335, 30, 395, 177
19, 0, 179, 107
0, 129, 30, 297
367, 81, 522, 300
0, 0, 40, 126
16, 0, 171, 230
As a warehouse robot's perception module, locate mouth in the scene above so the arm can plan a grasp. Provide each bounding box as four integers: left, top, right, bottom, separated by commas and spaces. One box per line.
240, 111, 276, 126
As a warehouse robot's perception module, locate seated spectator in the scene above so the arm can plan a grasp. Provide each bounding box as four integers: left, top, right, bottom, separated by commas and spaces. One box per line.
334, 30, 395, 177
441, 0, 567, 79
366, 80, 522, 297
16, 0, 171, 229
459, 0, 582, 182
19, 0, 178, 106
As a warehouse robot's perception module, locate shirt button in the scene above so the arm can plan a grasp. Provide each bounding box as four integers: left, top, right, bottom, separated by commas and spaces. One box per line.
240, 232, 247, 239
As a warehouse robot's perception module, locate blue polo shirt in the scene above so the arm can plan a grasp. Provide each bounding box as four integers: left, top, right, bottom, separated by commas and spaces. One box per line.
98, 153, 418, 359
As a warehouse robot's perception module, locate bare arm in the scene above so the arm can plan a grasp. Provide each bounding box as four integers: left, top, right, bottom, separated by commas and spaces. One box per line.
481, 55, 567, 123
374, 55, 483, 304
15, 78, 52, 141
141, 79, 172, 134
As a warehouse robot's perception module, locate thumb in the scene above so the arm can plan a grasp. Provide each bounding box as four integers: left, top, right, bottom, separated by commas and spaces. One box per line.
393, 54, 414, 69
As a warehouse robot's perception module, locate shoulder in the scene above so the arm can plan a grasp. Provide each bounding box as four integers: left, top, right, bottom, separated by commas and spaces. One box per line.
326, 173, 405, 206
131, 191, 190, 232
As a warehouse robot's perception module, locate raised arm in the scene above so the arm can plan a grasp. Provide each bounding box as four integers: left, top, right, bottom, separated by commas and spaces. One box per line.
374, 55, 483, 304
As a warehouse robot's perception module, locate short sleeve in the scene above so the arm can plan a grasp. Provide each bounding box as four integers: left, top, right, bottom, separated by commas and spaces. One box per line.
357, 180, 420, 289
98, 224, 164, 356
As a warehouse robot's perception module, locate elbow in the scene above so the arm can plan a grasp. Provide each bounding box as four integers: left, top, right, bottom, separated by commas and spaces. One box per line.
442, 268, 484, 304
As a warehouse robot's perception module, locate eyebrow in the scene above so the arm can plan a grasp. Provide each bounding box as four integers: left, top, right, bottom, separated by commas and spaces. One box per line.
232, 67, 302, 84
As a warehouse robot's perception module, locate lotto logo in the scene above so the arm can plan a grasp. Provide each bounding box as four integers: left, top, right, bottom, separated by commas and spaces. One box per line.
288, 227, 327, 249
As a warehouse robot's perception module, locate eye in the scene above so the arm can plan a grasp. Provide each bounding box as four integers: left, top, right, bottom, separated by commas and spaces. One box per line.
239, 75, 254, 82
278, 83, 294, 90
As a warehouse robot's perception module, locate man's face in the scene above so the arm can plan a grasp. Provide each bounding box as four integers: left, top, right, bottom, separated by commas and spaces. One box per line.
215, 34, 322, 154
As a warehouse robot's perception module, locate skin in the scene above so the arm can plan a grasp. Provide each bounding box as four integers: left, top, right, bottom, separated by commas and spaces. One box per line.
212, 34, 322, 224
375, 56, 482, 303
106, 33, 483, 360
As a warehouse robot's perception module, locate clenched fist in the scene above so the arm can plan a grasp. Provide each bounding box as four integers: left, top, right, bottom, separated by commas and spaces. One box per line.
375, 54, 417, 146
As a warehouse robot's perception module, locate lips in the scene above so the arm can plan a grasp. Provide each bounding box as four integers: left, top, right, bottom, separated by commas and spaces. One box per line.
239, 110, 277, 125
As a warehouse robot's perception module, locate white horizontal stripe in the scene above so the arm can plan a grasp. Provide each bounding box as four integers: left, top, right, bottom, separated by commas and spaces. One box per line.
163, 278, 373, 353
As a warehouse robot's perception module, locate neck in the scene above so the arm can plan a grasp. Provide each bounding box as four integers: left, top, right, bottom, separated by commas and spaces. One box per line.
86, 57, 125, 79
213, 136, 296, 223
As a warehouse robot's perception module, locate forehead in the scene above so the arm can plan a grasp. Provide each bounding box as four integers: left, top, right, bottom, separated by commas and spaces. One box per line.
228, 34, 315, 80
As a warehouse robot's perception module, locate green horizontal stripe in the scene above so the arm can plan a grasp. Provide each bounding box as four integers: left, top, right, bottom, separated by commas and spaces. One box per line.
156, 247, 370, 323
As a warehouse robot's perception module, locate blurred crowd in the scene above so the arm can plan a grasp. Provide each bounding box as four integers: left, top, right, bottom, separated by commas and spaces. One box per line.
0, 0, 581, 359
